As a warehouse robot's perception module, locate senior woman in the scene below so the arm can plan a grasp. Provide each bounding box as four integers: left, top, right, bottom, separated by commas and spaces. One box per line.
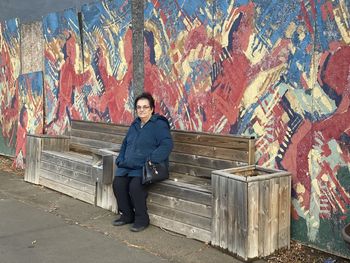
112, 92, 173, 232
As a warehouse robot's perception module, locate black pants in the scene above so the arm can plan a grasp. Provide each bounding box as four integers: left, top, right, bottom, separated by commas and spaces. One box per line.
112, 176, 149, 226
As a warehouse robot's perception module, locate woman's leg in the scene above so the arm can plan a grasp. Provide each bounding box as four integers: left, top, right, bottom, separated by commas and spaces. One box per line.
129, 176, 149, 227
112, 176, 134, 222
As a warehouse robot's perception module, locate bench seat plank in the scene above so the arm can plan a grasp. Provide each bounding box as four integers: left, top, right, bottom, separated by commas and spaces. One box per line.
148, 202, 211, 231
149, 213, 211, 242
149, 182, 212, 206
148, 192, 211, 218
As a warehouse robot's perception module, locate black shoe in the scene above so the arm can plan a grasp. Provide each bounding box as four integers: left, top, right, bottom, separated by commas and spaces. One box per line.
112, 218, 133, 226
129, 224, 148, 232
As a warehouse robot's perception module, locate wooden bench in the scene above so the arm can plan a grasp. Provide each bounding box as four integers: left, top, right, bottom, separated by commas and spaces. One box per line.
25, 120, 255, 242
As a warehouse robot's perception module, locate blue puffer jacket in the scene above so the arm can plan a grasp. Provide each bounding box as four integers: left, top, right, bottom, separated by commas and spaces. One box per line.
115, 114, 173, 177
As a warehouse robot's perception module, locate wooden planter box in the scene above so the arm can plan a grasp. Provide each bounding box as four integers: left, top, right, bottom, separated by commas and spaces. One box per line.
211, 165, 291, 261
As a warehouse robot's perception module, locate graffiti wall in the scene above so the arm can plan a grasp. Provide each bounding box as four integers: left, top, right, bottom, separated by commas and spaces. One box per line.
144, 0, 350, 257
14, 72, 44, 168
43, 8, 88, 135
81, 0, 134, 124
0, 18, 20, 157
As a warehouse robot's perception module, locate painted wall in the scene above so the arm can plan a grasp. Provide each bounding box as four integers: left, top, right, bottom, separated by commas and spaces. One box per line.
43, 8, 88, 134
0, 0, 349, 258
144, 0, 350, 258
81, 0, 134, 124
14, 72, 44, 168
0, 18, 20, 157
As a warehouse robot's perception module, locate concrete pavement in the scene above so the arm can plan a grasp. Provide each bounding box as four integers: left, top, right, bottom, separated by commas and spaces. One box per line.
0, 170, 262, 263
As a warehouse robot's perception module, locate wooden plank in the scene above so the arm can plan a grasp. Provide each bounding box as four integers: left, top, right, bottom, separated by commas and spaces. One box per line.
40, 169, 95, 194
42, 151, 93, 165
236, 180, 248, 260
41, 153, 93, 174
150, 182, 212, 206
219, 176, 228, 250
248, 139, 255, 165
247, 181, 259, 259
25, 135, 42, 184
148, 192, 211, 218
70, 137, 120, 151
71, 120, 128, 135
102, 155, 114, 184
171, 130, 254, 149
39, 176, 95, 204
173, 142, 249, 162
148, 202, 211, 231
169, 162, 213, 178
149, 213, 211, 242
41, 161, 94, 185
169, 152, 242, 170
278, 175, 291, 249
70, 129, 125, 144
258, 179, 271, 257
96, 183, 118, 213
270, 177, 280, 255
168, 173, 211, 191
227, 177, 237, 254
41, 137, 70, 152
210, 174, 220, 247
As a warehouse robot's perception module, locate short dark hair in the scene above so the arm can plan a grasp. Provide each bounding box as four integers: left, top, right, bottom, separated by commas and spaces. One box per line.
134, 92, 155, 114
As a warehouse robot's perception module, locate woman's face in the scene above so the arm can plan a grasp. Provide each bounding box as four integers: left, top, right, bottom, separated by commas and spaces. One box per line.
136, 98, 153, 122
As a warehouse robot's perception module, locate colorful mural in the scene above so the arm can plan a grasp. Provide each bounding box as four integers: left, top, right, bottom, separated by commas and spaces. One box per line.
43, 8, 90, 135
144, 0, 215, 131
144, 0, 350, 257
81, 0, 134, 124
14, 72, 44, 168
0, 18, 20, 157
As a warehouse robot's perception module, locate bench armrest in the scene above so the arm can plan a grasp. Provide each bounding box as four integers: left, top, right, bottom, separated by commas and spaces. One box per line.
26, 134, 70, 152
91, 148, 120, 185
91, 147, 120, 157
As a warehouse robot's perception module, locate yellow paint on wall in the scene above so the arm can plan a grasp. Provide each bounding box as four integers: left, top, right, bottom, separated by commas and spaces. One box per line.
296, 183, 306, 194
285, 22, 297, 38
311, 178, 321, 195
313, 85, 334, 111
244, 33, 268, 65
334, 0, 350, 44
242, 62, 287, 106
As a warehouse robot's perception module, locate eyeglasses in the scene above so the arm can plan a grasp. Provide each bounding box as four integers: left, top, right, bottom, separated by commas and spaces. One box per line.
136, 105, 150, 110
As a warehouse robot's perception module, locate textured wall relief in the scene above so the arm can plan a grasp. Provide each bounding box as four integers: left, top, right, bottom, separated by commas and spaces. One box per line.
20, 21, 44, 74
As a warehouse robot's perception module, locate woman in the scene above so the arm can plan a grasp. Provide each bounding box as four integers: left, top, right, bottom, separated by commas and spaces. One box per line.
112, 92, 173, 232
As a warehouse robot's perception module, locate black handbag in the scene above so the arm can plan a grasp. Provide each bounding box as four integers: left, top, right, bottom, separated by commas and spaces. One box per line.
142, 160, 169, 185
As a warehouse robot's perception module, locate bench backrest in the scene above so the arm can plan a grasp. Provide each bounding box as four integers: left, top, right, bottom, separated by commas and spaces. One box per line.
69, 120, 255, 178
69, 120, 128, 154
169, 130, 255, 178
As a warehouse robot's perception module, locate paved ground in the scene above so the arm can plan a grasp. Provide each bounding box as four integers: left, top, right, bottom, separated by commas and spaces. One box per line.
0, 170, 263, 263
